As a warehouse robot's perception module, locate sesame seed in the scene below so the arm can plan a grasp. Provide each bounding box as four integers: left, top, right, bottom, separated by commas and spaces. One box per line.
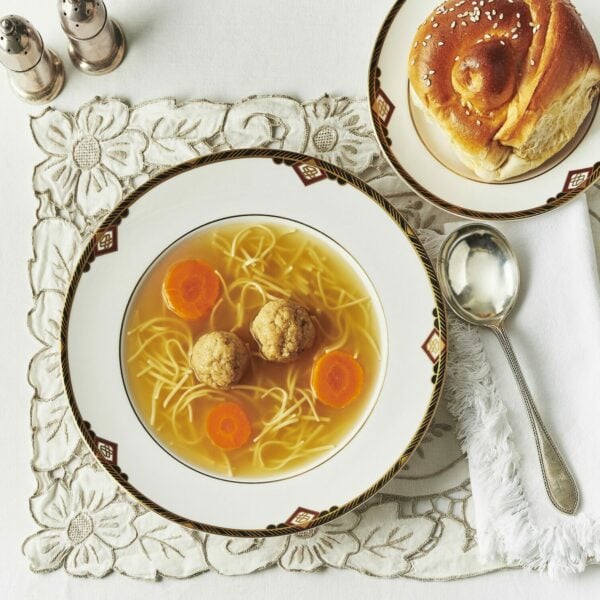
455, 55, 460, 61
462, 21, 467, 26
516, 12, 520, 18
493, 22, 498, 28
422, 41, 427, 46
530, 59, 535, 66
425, 79, 432, 87
433, 22, 439, 28
476, 119, 482, 126
500, 40, 505, 45
512, 33, 518, 39
438, 41, 445, 46
484, 33, 491, 39
466, 110, 471, 115
451, 20, 457, 28
425, 34, 432, 39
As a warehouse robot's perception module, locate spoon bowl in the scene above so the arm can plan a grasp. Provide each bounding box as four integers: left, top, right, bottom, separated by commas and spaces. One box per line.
437, 224, 520, 326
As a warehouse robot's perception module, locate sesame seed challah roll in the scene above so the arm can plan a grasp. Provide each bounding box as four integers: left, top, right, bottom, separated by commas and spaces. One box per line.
408, 0, 600, 181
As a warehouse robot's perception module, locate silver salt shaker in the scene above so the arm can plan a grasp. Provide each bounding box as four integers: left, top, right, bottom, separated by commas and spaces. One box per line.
0, 15, 65, 104
58, 0, 126, 75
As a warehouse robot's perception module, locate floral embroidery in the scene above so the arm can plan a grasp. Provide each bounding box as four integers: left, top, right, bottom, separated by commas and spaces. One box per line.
279, 512, 360, 571
306, 95, 377, 169
31, 98, 147, 218
23, 466, 136, 577
346, 504, 438, 577
114, 512, 208, 580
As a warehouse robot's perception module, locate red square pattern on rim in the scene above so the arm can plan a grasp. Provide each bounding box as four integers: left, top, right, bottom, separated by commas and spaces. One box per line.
422, 328, 444, 364
562, 168, 593, 194
94, 225, 118, 256
95, 437, 118, 466
372, 88, 395, 127
286, 507, 320, 528
292, 160, 328, 186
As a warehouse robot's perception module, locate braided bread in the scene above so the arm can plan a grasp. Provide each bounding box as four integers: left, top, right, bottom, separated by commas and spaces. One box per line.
408, 0, 600, 181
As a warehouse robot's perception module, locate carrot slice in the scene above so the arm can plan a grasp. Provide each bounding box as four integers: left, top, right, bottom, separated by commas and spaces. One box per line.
162, 260, 220, 321
206, 402, 252, 450
312, 350, 364, 408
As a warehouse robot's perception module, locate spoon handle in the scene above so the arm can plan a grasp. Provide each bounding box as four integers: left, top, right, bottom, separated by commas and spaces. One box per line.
490, 325, 579, 514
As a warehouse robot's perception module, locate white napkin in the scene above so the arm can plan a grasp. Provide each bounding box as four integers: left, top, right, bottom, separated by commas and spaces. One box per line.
443, 196, 600, 577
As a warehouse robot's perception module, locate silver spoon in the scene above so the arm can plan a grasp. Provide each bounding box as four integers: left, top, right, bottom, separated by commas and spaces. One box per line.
437, 223, 579, 515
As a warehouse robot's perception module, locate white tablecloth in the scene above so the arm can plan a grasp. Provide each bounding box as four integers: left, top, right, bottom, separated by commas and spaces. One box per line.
1, 1, 599, 597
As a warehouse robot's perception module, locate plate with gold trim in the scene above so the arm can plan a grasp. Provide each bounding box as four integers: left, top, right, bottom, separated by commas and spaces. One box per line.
369, 0, 600, 220
62, 149, 446, 536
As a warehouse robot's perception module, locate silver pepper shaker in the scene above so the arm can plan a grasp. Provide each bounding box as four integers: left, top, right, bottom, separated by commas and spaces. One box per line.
58, 0, 126, 75
0, 15, 65, 104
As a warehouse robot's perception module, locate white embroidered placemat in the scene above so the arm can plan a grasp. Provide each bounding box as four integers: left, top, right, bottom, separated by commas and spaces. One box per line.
22, 93, 509, 580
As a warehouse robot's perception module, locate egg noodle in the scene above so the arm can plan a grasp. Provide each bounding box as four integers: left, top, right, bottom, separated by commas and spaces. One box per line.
124, 224, 381, 478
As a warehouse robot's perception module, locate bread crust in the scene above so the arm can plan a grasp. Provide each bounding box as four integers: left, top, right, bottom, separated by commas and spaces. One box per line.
408, 0, 600, 181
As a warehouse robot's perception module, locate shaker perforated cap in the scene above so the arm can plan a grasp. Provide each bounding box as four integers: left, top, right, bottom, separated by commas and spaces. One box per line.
58, 0, 107, 40
57, 0, 125, 75
0, 15, 43, 72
